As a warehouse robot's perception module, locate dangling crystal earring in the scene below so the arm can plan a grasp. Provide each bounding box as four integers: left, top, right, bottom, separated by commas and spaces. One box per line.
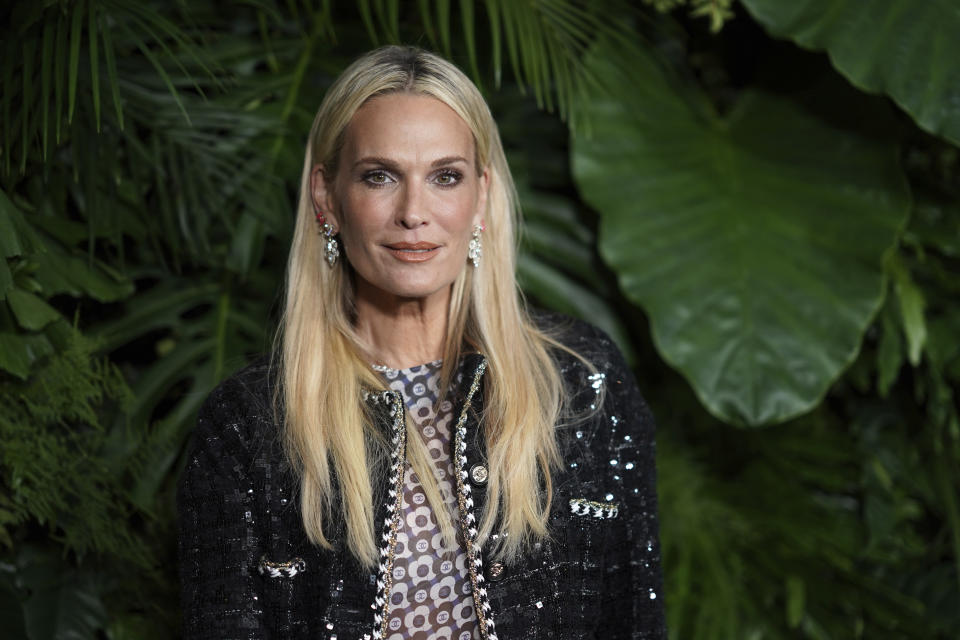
322, 223, 339, 267
468, 224, 483, 268
316, 210, 339, 268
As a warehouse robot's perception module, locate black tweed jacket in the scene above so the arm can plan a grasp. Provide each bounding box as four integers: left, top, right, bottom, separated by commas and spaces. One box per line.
177, 316, 666, 639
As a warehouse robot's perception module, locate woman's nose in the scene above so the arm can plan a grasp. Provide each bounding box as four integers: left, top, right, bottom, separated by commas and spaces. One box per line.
396, 182, 427, 229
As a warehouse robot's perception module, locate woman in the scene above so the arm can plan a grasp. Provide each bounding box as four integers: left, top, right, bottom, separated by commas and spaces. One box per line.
178, 45, 665, 639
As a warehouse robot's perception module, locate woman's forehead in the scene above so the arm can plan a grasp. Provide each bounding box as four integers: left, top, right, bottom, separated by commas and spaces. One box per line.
341, 93, 476, 166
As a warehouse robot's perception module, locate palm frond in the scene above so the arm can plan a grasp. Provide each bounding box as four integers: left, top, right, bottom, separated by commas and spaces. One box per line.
2, 0, 222, 179
353, 0, 640, 122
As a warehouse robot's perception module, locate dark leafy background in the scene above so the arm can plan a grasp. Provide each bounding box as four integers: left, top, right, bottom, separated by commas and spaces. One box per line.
1, 1, 958, 638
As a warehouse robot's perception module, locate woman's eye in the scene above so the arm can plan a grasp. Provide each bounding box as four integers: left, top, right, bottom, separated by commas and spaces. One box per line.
364, 171, 393, 186
435, 170, 462, 186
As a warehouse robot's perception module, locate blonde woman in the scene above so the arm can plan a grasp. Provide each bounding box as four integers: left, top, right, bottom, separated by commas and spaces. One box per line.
178, 45, 665, 639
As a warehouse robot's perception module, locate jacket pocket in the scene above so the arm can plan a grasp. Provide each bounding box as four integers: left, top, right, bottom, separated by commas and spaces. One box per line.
557, 496, 618, 631
256, 555, 313, 634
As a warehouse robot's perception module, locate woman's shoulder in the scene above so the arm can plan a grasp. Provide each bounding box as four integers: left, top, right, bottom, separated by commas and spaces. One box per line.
530, 309, 630, 375
178, 356, 291, 532
191, 355, 279, 452
531, 309, 653, 425
201, 355, 274, 411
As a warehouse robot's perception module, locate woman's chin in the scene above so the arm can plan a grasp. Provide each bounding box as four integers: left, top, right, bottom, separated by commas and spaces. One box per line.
355, 276, 454, 307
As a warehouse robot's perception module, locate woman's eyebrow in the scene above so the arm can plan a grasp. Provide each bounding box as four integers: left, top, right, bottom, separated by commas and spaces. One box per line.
352, 155, 469, 170
353, 156, 469, 171
430, 155, 468, 167
353, 156, 399, 170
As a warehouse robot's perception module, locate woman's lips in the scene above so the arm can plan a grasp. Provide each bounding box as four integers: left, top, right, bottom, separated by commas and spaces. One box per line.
384, 242, 440, 262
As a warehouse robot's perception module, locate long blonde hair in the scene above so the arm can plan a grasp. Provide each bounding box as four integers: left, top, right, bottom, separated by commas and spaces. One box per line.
276, 45, 585, 567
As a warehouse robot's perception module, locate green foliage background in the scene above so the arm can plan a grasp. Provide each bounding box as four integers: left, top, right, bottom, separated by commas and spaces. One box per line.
1, 1, 958, 637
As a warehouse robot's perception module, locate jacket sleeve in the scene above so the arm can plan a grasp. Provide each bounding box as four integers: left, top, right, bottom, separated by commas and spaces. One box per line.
177, 380, 268, 639
596, 342, 667, 639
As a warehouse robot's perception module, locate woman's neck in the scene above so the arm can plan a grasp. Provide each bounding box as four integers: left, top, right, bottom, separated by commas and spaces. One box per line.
353, 282, 450, 370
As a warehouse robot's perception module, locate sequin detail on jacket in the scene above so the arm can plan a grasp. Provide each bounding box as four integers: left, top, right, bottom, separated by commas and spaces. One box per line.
177, 314, 666, 639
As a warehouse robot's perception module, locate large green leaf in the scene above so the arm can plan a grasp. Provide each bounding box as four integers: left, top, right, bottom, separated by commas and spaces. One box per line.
6, 289, 61, 331
740, 0, 960, 146
32, 250, 133, 303
571, 42, 909, 425
0, 333, 54, 379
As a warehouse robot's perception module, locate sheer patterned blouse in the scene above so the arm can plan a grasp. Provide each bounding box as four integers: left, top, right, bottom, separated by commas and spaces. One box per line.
374, 359, 479, 640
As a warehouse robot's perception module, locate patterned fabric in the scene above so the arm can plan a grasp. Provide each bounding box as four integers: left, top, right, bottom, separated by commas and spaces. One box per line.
177, 312, 666, 639
375, 360, 479, 640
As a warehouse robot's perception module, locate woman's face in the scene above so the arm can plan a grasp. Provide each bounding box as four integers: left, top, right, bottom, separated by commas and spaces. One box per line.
313, 93, 489, 307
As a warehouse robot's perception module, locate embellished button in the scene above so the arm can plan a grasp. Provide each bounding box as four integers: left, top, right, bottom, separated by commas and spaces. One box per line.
488, 561, 505, 581
469, 464, 488, 485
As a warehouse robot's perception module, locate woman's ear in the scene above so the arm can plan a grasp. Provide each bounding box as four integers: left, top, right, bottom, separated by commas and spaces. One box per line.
310, 164, 338, 229
474, 166, 491, 228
